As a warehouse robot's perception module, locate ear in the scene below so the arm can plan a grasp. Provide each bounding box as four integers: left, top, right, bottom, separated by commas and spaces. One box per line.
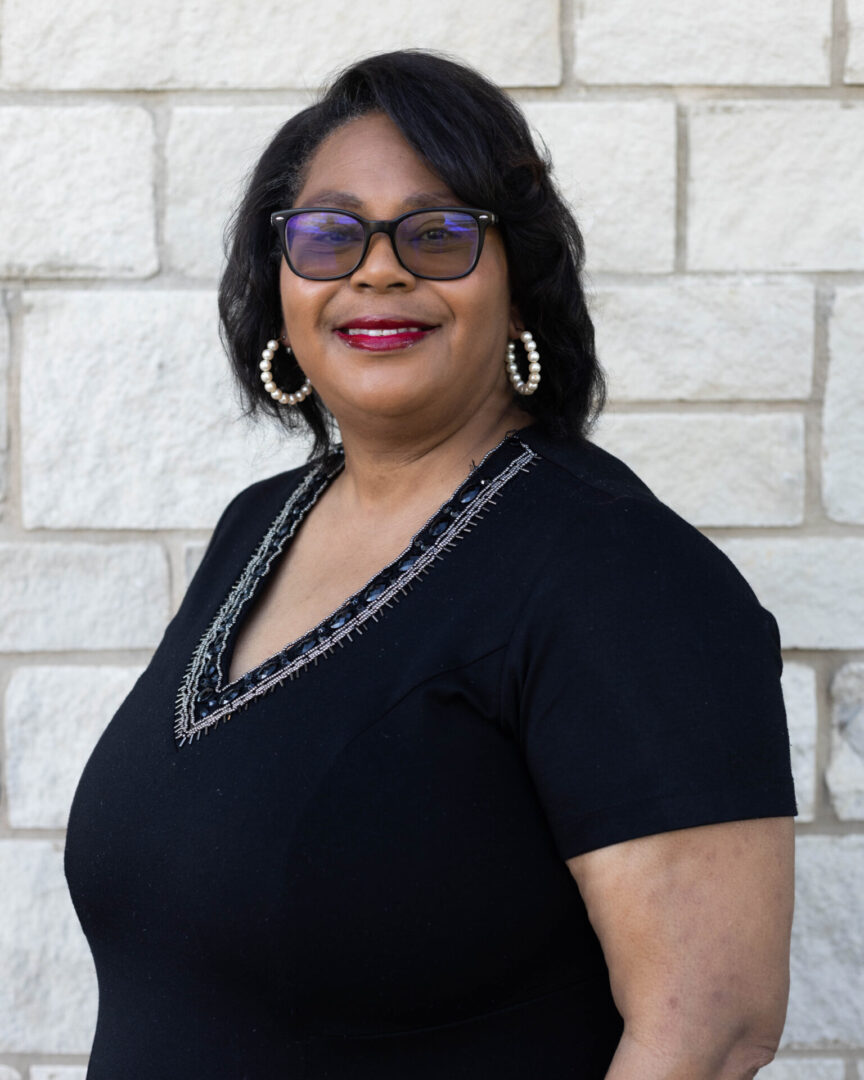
507, 302, 524, 341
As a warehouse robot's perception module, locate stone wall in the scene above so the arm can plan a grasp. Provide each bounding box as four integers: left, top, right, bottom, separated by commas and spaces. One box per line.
1, 2, 862, 1076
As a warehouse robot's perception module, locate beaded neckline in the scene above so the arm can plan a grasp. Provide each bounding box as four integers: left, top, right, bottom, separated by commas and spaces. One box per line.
174, 430, 538, 747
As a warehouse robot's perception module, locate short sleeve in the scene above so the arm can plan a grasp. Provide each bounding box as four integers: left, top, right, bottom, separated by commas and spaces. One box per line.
502, 495, 798, 861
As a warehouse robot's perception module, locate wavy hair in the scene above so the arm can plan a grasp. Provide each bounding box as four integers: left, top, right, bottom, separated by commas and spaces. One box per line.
218, 49, 606, 459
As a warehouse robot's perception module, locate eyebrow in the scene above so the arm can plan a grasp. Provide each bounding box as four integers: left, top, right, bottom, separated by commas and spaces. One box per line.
296, 189, 461, 212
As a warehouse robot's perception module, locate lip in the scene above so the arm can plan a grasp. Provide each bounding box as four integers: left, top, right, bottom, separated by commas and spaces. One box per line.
334, 315, 439, 353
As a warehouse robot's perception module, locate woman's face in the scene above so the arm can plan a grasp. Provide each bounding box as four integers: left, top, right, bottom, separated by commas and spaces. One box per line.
277, 112, 522, 437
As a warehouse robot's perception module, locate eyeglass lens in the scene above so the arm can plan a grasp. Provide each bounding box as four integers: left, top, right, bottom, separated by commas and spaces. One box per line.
283, 210, 482, 279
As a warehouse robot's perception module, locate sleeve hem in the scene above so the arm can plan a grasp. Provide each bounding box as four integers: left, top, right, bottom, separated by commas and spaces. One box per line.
555, 779, 798, 861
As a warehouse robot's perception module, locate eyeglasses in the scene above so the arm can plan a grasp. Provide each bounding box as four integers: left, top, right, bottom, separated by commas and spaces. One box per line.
270, 206, 498, 281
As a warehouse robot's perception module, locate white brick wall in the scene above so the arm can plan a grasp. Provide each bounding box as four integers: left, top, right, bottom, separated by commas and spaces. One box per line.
783, 837, 864, 1048
689, 102, 864, 271
5, 667, 143, 829
574, 0, 833, 87
0, 302, 8, 517
781, 664, 819, 824
0, 107, 157, 279
593, 412, 805, 526
20, 291, 306, 529
524, 102, 676, 273
590, 280, 814, 401
0, 0, 561, 89
0, 2, 861, 1075
848, 0, 864, 83
0, 842, 97, 1053
823, 287, 864, 523
164, 107, 303, 279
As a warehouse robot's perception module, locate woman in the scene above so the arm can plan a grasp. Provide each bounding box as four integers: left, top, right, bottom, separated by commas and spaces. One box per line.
65, 50, 797, 1079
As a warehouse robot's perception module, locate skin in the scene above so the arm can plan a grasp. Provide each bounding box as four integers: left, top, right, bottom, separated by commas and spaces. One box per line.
228, 111, 530, 680
279, 111, 531, 486
230, 111, 795, 1079
569, 818, 794, 1079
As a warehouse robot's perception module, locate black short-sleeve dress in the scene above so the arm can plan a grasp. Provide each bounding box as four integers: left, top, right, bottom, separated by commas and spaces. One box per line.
64, 422, 797, 1079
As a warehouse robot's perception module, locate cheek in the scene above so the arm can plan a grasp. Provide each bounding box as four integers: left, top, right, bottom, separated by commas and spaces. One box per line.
278, 267, 332, 338
448, 275, 510, 347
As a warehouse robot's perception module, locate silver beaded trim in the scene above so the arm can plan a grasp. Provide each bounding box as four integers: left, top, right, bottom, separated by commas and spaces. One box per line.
174, 435, 538, 747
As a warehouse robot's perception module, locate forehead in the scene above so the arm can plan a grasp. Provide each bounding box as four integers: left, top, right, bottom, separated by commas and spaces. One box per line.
294, 113, 457, 213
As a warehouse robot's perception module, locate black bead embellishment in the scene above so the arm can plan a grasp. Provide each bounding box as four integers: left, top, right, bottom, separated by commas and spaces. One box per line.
174, 434, 538, 746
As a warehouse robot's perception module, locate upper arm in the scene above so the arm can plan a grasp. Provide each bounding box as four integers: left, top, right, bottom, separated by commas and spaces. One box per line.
502, 495, 797, 862
566, 816, 795, 1067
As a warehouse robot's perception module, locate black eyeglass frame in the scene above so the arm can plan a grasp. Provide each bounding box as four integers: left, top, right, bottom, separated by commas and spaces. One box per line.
270, 206, 499, 281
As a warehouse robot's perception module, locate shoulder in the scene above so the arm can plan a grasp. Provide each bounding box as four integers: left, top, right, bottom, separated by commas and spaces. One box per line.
516, 422, 661, 506
194, 455, 329, 579
212, 457, 323, 536
513, 424, 771, 630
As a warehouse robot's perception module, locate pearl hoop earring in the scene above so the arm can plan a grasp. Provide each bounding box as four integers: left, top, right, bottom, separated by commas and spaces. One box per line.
259, 338, 312, 406
506, 330, 541, 396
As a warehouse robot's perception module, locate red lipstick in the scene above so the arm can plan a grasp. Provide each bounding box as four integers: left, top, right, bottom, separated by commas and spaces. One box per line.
334, 316, 438, 352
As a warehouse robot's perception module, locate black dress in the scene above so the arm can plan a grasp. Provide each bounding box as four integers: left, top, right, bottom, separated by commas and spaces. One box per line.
64, 423, 797, 1079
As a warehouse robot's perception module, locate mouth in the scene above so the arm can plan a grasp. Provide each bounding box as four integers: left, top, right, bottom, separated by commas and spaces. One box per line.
334, 317, 439, 353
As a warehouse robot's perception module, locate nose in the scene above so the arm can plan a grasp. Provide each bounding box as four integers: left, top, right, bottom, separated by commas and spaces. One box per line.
350, 232, 415, 291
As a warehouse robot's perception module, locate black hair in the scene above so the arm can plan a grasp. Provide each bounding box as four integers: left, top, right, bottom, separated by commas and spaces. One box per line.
218, 49, 606, 459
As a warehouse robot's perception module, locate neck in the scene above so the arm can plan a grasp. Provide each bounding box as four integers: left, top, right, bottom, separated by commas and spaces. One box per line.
331, 401, 533, 517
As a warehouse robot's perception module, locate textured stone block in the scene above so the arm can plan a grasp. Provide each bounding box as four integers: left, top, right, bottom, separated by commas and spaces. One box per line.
827, 663, 864, 821
781, 664, 818, 823
0, 841, 97, 1052
759, 1059, 845, 1080
30, 1070, 88, 1080
715, 538, 864, 650
0, 107, 156, 278
781, 837, 864, 1048
0, 542, 169, 651
592, 280, 813, 401
20, 291, 309, 529
574, 0, 831, 85
523, 102, 675, 272
593, 412, 805, 526
848, 0, 864, 83
165, 106, 301, 279
823, 287, 864, 523
0, 301, 8, 516
185, 541, 208, 586
5, 666, 143, 828
689, 103, 864, 271
1, 0, 561, 89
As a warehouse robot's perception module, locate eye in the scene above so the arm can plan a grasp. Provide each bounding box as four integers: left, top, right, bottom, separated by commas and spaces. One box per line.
317, 226, 356, 244
417, 225, 453, 242
406, 218, 467, 247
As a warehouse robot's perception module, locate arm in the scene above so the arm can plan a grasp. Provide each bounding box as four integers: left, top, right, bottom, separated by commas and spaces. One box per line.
566, 816, 795, 1080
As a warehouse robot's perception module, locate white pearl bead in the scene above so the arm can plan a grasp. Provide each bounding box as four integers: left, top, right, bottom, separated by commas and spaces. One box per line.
270, 389, 282, 400
528, 376, 540, 386
264, 380, 276, 392
529, 361, 541, 372
260, 371, 272, 383
262, 350, 274, 362
266, 339, 279, 351
520, 330, 533, 343
260, 359, 272, 371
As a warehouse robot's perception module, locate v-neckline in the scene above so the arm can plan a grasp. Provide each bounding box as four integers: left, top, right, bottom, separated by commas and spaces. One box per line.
174, 429, 539, 747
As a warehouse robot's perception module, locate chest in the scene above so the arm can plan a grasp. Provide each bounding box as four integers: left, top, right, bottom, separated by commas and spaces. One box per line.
226, 507, 421, 684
